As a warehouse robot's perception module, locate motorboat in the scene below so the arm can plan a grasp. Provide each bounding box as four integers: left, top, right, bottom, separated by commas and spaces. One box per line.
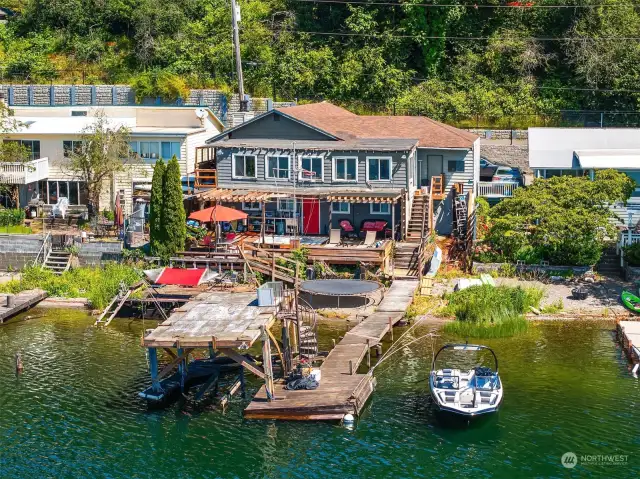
429, 343, 503, 417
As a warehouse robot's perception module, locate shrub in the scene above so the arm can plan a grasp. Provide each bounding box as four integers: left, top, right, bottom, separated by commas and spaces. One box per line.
0, 208, 25, 226
623, 242, 640, 266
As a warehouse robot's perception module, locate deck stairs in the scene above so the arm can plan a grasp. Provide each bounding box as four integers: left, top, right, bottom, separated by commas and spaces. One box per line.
596, 246, 621, 277
395, 194, 429, 278
278, 292, 318, 361
43, 250, 71, 275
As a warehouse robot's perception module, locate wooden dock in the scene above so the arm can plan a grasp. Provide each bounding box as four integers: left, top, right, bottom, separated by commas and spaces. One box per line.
0, 289, 48, 323
244, 280, 418, 421
617, 320, 640, 363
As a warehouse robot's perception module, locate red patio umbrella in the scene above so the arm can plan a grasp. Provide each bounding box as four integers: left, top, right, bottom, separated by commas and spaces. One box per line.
188, 205, 248, 223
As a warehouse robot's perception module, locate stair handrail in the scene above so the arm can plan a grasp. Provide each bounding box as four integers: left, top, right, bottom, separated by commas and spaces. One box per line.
33, 232, 52, 267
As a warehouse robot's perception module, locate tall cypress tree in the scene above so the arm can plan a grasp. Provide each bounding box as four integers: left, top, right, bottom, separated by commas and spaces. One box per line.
162, 156, 186, 256
149, 159, 166, 257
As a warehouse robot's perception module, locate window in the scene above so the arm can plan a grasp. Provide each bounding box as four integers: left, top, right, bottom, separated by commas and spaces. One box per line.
448, 160, 465, 173
266, 156, 290, 179
300, 156, 323, 181
367, 157, 391, 181
370, 203, 390, 215
40, 181, 87, 205
161, 141, 181, 160
129, 141, 139, 157
4, 140, 40, 161
63, 140, 83, 157
331, 202, 350, 213
242, 201, 261, 211
139, 142, 161, 161
334, 157, 357, 181
278, 198, 296, 212
233, 154, 257, 179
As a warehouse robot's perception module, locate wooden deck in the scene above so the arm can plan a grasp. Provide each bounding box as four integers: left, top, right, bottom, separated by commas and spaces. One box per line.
143, 291, 277, 349
617, 320, 640, 363
244, 280, 418, 420
0, 289, 48, 323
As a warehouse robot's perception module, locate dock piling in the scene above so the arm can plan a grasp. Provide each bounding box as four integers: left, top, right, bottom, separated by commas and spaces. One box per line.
388, 317, 393, 341
261, 326, 275, 401
367, 339, 371, 368
349, 360, 354, 375
6, 294, 15, 308
148, 348, 161, 393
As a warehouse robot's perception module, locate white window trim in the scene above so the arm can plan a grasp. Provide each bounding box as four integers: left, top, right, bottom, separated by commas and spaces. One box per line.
242, 201, 261, 211
331, 202, 351, 214
332, 156, 358, 183
232, 153, 257, 179
265, 155, 291, 180
278, 198, 296, 212
370, 203, 390, 215
366, 156, 392, 182
298, 155, 324, 182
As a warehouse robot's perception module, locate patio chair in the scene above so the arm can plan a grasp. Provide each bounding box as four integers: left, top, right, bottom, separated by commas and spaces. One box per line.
339, 219, 357, 238
363, 230, 376, 247
329, 228, 342, 245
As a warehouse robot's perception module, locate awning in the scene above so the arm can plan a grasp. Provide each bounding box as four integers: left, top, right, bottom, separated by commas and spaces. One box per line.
326, 192, 401, 203
189, 205, 248, 222
575, 149, 640, 169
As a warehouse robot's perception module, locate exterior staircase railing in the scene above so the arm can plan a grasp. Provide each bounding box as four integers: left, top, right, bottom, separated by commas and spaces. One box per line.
33, 232, 52, 267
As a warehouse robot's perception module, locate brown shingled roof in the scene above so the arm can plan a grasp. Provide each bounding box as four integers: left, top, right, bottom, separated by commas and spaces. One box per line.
277, 101, 477, 149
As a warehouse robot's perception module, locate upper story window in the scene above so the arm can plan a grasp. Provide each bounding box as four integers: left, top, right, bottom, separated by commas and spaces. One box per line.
448, 160, 465, 173
242, 201, 261, 211
63, 140, 83, 157
130, 141, 181, 163
370, 203, 390, 215
266, 155, 290, 179
331, 202, 350, 213
233, 154, 257, 179
299, 156, 323, 182
333, 157, 357, 182
3, 140, 41, 161
367, 157, 391, 181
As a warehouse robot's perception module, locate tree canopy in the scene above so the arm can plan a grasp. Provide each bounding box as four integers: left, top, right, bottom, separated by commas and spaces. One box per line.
3, 0, 640, 122
479, 170, 636, 266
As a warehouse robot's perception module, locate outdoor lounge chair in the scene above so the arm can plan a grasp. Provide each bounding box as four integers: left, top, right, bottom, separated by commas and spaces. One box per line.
362, 230, 377, 247
329, 228, 342, 245
339, 219, 357, 238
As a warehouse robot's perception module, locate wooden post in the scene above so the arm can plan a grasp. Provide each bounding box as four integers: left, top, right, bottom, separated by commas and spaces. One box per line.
367, 339, 371, 368
328, 202, 333, 233
281, 317, 292, 374
177, 347, 186, 392
261, 326, 275, 401
271, 253, 276, 281
389, 317, 394, 341
6, 294, 15, 308
391, 199, 396, 240
375, 344, 382, 357
332, 338, 336, 348
239, 366, 246, 398
149, 348, 161, 393
261, 201, 266, 245
349, 360, 354, 375
15, 351, 23, 374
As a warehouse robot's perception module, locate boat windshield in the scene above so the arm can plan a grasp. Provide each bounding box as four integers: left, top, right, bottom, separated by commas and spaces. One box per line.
433, 345, 498, 373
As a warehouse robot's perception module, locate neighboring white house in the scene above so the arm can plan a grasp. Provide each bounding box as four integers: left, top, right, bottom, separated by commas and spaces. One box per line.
0, 105, 224, 214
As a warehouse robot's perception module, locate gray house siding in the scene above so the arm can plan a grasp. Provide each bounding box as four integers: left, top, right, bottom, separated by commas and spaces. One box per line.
228, 113, 335, 141
216, 147, 409, 192
416, 148, 474, 190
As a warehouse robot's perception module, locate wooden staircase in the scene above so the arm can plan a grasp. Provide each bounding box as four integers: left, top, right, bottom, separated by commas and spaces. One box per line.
240, 243, 299, 285
395, 195, 429, 278
43, 250, 71, 275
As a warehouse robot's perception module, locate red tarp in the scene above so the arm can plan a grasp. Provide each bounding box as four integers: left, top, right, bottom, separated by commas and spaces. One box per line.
156, 268, 207, 286
188, 205, 248, 223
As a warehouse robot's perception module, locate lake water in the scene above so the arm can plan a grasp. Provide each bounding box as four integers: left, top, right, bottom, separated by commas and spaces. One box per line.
1, 310, 639, 478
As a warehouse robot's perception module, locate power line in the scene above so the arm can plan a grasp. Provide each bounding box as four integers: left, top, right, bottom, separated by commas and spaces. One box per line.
289, 0, 637, 8
280, 30, 640, 40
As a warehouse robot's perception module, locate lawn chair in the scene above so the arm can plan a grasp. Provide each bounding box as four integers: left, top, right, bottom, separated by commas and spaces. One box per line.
339, 219, 357, 238
363, 230, 376, 247
329, 228, 342, 245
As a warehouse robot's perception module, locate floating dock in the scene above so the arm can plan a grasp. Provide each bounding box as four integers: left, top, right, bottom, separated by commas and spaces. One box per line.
0, 289, 48, 323
244, 280, 418, 421
617, 320, 640, 363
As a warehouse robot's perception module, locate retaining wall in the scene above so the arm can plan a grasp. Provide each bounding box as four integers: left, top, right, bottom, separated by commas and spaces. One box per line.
473, 262, 593, 276
78, 241, 123, 266
0, 234, 44, 271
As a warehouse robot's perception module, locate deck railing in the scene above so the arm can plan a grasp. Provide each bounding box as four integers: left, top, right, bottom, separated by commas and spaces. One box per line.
0, 158, 49, 185
478, 181, 519, 198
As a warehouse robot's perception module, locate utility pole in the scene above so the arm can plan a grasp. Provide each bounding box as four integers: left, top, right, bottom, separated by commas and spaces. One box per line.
231, 0, 247, 112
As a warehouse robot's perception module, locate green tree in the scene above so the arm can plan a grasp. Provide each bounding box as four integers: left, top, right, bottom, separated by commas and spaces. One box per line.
485, 170, 636, 266
149, 159, 166, 257
161, 156, 186, 256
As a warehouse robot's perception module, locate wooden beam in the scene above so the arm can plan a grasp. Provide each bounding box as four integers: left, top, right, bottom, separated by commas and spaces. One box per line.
163, 348, 177, 359
157, 348, 193, 381
218, 348, 266, 379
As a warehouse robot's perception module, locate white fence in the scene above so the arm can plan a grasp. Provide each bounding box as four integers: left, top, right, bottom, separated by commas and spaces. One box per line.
0, 158, 49, 185
617, 231, 640, 266
478, 181, 519, 198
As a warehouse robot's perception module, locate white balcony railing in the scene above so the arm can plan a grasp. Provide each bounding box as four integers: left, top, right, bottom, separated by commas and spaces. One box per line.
0, 157, 49, 185
478, 181, 520, 198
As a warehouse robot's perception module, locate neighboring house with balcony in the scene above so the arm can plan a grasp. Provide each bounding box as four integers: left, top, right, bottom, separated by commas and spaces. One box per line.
529, 127, 640, 227
196, 102, 479, 236
0, 105, 223, 214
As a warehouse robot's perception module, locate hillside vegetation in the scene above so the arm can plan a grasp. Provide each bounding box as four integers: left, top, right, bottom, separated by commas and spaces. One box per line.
2, 0, 640, 123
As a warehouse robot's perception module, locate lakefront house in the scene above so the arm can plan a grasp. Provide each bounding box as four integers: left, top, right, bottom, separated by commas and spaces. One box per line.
194, 102, 480, 238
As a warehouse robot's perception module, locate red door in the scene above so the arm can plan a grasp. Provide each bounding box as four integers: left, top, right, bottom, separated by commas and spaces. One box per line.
302, 198, 320, 235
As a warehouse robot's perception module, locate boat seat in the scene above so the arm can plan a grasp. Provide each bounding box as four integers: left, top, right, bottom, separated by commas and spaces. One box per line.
459, 388, 474, 406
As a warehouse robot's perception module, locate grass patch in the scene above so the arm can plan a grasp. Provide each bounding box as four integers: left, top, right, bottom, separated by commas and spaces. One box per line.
441, 284, 544, 338
541, 298, 564, 314
0, 225, 33, 234
0, 264, 142, 309
405, 294, 442, 320
318, 309, 350, 320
